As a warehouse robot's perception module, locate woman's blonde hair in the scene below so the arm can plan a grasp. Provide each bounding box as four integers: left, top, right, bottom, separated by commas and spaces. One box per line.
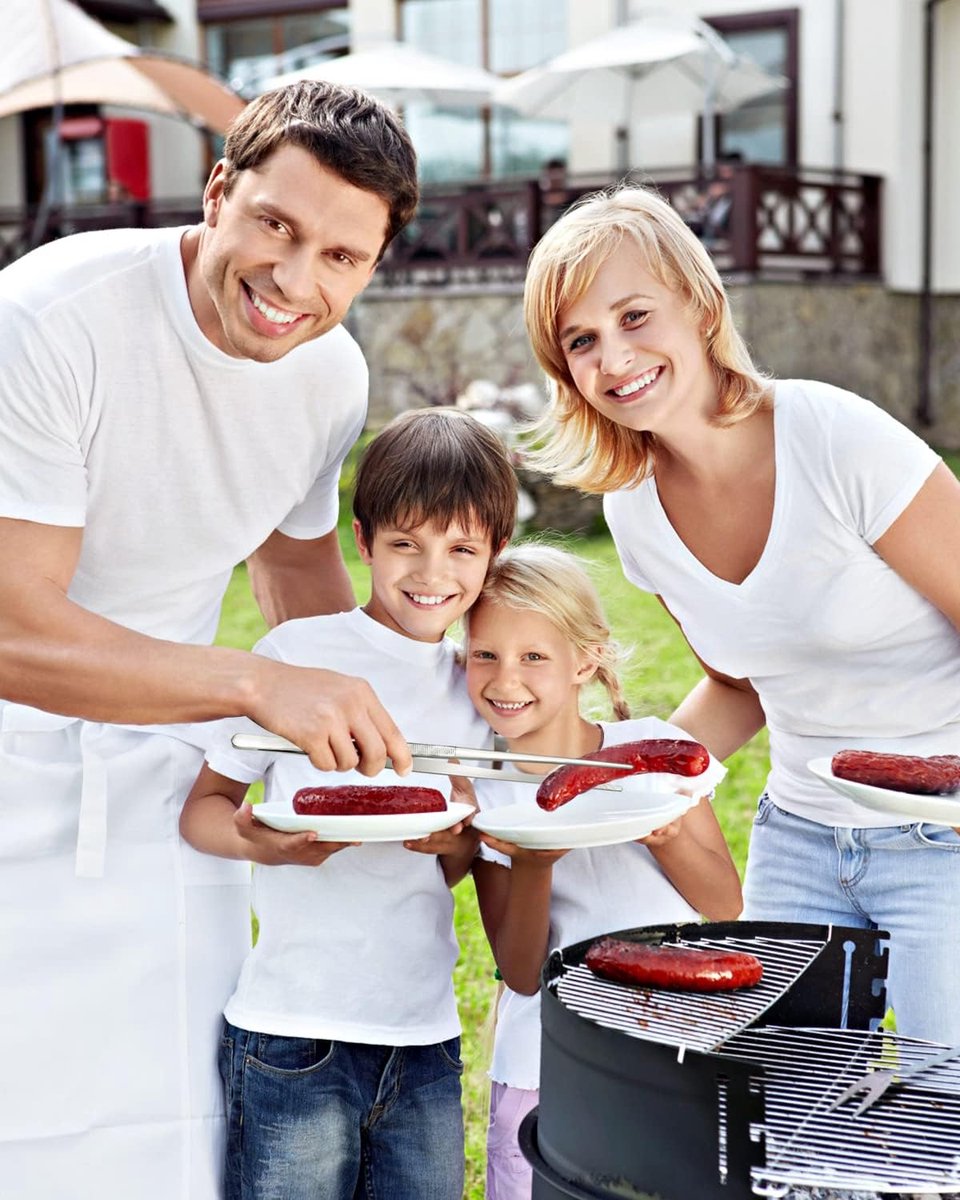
523, 184, 770, 492
467, 543, 631, 721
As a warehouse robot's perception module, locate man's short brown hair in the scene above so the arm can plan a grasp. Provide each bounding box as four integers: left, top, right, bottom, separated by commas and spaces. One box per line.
353, 408, 517, 549
221, 81, 419, 253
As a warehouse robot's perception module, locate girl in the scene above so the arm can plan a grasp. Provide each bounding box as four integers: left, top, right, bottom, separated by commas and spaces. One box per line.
521, 183, 960, 1045
466, 543, 741, 1199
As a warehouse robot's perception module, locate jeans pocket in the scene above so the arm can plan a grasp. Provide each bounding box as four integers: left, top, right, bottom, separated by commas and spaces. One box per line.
437, 1035, 464, 1074
911, 822, 960, 852
753, 792, 774, 827
247, 1033, 335, 1077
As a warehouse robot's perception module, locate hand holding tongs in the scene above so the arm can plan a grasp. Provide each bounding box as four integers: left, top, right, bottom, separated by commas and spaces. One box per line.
229, 733, 633, 790
828, 1043, 960, 1116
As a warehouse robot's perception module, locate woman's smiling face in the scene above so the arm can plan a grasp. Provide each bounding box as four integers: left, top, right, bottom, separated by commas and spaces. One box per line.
557, 243, 717, 436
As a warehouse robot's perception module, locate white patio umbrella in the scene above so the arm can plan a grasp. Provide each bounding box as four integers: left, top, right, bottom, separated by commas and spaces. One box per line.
260, 41, 499, 110
1, 0, 245, 133
493, 8, 786, 170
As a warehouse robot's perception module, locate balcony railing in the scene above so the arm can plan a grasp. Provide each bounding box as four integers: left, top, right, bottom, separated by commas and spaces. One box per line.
0, 165, 882, 282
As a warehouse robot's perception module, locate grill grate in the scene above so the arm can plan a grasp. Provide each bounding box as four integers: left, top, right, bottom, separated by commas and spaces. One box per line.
722, 1026, 960, 1196
553, 935, 826, 1051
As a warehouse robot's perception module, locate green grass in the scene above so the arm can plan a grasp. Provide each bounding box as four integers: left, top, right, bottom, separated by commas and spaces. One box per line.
214, 448, 958, 1199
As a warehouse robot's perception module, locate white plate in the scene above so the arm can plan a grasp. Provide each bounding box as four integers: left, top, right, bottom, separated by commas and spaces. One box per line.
808, 757, 960, 826
472, 789, 699, 850
253, 800, 475, 842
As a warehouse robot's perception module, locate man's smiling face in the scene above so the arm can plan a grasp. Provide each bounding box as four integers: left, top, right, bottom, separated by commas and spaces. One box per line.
190, 143, 389, 362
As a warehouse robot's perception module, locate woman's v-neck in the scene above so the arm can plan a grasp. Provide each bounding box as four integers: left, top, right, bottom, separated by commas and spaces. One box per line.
647, 385, 788, 592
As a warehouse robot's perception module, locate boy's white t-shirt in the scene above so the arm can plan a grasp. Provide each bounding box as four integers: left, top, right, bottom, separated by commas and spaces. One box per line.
204, 607, 492, 1045
0, 226, 366, 645
476, 716, 705, 1090
604, 381, 959, 827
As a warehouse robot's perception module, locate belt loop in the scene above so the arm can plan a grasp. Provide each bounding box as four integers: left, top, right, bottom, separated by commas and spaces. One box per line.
76, 725, 108, 878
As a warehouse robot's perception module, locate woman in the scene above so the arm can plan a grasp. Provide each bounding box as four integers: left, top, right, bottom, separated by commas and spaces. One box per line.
521, 184, 960, 1043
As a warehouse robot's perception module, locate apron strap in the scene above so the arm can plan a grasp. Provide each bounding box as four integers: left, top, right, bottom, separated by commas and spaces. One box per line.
76, 724, 108, 879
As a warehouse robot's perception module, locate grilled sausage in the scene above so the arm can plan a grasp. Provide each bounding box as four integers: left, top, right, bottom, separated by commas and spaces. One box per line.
585, 937, 764, 992
831, 750, 960, 796
292, 785, 446, 816
536, 738, 711, 811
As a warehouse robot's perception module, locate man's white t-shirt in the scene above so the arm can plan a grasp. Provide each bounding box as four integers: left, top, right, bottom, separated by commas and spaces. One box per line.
604, 380, 959, 827
475, 716, 707, 1090
205, 607, 492, 1046
0, 225, 367, 644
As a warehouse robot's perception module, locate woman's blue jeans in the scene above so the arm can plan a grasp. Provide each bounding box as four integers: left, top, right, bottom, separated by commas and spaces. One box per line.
743, 794, 960, 1043
219, 1021, 465, 1200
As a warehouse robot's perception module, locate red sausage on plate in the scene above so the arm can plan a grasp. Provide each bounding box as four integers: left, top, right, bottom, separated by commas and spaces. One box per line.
292, 785, 446, 816
585, 938, 764, 992
536, 738, 710, 811
831, 750, 960, 795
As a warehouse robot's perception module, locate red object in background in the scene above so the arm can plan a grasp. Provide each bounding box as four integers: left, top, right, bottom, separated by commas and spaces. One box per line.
105, 118, 150, 201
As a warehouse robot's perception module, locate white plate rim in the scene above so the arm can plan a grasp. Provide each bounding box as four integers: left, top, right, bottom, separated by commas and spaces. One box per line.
807, 756, 960, 825
252, 799, 475, 842
472, 791, 698, 850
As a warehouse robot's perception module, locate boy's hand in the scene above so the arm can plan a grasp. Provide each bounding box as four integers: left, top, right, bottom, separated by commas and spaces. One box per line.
403, 774, 479, 856
234, 803, 358, 866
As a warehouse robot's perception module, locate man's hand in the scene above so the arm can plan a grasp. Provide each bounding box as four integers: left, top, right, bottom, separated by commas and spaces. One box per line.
251, 660, 413, 777
233, 802, 358, 866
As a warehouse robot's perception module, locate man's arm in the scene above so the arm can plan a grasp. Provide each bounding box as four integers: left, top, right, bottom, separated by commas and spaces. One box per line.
247, 527, 356, 627
0, 517, 411, 774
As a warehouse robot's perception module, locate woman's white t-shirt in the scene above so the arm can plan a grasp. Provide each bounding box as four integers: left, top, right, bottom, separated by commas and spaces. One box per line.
475, 716, 706, 1089
604, 380, 959, 827
205, 607, 492, 1046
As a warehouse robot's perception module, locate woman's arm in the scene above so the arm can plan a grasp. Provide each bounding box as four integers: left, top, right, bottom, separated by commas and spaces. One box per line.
640, 798, 743, 920
656, 595, 766, 760
872, 462, 960, 629
179, 763, 357, 867
473, 842, 568, 995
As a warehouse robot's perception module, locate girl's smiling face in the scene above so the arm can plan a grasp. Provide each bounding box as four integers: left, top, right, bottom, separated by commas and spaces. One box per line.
557, 243, 717, 437
466, 599, 595, 744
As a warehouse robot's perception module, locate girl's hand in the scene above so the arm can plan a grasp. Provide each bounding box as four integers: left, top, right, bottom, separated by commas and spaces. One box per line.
636, 818, 684, 847
478, 831, 571, 864
233, 802, 358, 866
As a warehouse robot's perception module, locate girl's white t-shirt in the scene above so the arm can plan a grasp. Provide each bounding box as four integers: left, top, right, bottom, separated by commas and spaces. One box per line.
475, 716, 705, 1089
0, 225, 367, 645
604, 381, 959, 827
205, 607, 492, 1046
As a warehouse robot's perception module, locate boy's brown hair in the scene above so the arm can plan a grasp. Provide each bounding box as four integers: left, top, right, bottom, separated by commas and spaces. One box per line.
221, 81, 418, 254
353, 408, 517, 549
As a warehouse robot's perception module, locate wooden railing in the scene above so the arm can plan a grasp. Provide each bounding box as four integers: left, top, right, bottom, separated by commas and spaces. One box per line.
0, 165, 882, 281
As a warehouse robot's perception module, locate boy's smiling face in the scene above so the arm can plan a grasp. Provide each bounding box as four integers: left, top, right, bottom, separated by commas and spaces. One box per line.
355, 516, 495, 643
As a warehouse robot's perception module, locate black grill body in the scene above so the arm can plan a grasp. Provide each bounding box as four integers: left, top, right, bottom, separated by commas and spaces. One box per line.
528, 920, 888, 1200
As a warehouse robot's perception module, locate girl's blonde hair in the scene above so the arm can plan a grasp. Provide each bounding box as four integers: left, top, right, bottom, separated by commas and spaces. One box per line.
468, 543, 630, 721
523, 184, 770, 493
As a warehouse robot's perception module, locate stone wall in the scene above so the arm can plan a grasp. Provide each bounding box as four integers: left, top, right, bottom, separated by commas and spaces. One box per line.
348, 280, 960, 451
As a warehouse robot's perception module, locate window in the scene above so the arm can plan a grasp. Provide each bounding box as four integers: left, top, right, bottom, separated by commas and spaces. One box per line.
706, 9, 799, 166
203, 5, 350, 97
398, 0, 567, 182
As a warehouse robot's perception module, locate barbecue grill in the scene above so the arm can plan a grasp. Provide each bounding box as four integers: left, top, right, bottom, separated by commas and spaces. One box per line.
523, 920, 960, 1199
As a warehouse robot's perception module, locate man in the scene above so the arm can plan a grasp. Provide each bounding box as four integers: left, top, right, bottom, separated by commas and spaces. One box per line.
0, 82, 417, 1198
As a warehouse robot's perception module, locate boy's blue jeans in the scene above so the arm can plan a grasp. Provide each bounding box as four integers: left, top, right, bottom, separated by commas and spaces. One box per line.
219, 1020, 465, 1200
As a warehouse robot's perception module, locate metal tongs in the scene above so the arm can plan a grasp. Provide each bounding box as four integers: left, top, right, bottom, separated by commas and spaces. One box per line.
827, 1043, 960, 1116
229, 733, 633, 790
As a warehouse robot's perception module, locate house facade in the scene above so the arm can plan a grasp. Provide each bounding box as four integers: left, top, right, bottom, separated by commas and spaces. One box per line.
1, 0, 957, 440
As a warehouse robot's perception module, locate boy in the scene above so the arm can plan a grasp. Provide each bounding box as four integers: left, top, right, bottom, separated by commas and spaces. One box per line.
180, 407, 517, 1200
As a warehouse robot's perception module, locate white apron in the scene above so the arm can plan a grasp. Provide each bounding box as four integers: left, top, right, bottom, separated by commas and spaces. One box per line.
0, 704, 251, 1199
